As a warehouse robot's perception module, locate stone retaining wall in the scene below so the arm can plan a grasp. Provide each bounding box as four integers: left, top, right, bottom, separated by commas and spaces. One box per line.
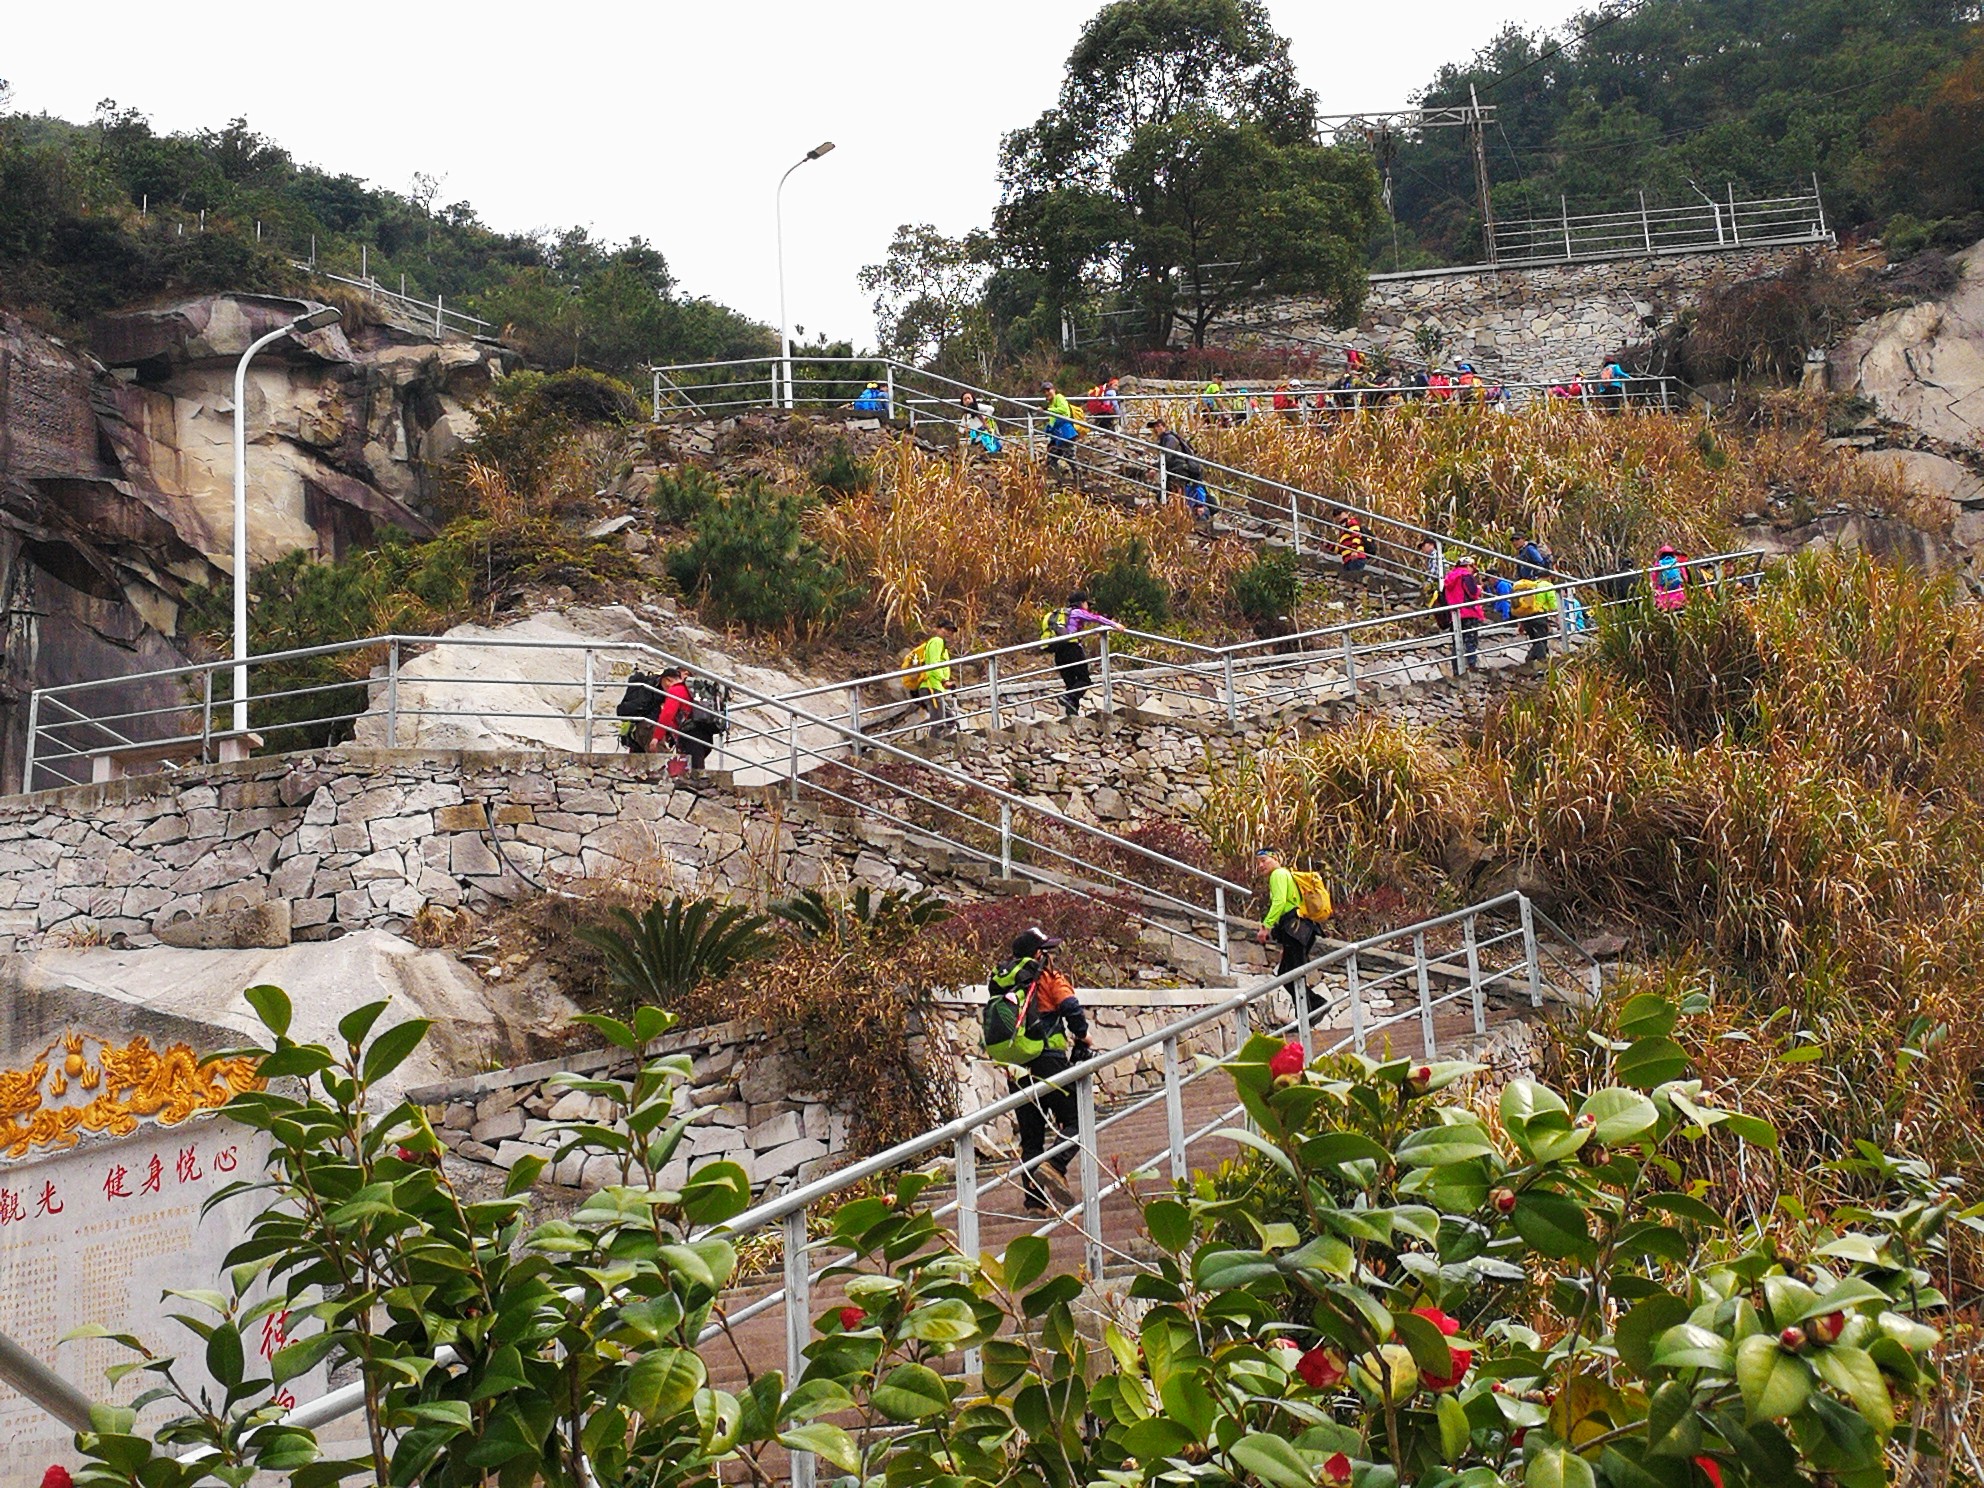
1233, 244, 1817, 384
0, 748, 916, 952
410, 987, 1247, 1195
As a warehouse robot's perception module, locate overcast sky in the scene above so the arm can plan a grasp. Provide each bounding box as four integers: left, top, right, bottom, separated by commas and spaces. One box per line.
8, 2, 1591, 344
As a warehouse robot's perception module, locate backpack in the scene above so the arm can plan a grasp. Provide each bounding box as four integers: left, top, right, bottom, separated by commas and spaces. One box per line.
1511, 579, 1541, 619
1289, 870, 1333, 924
685, 676, 729, 732
1040, 607, 1070, 643
982, 971, 1045, 1067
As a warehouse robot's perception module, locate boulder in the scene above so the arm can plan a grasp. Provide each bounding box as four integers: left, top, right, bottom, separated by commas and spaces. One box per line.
1831, 240, 1984, 453
1856, 447, 1984, 509
155, 899, 292, 950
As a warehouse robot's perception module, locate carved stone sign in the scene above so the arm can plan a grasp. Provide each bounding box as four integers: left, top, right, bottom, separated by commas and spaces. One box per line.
0, 1034, 321, 1487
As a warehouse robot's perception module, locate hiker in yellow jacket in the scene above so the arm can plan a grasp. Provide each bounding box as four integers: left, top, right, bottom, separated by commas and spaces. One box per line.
1255, 849, 1331, 1008
904, 619, 959, 734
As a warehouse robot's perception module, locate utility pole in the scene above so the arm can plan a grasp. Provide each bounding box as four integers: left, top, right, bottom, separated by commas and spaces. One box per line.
1470, 85, 1498, 265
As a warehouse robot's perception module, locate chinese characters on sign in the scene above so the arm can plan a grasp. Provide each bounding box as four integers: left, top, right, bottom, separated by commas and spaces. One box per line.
0, 1141, 240, 1229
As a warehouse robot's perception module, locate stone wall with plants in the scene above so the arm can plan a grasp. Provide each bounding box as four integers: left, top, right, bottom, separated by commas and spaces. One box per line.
0, 747, 915, 953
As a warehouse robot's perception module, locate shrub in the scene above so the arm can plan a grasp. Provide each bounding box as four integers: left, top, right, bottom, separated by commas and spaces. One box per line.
575, 896, 775, 1014
533, 366, 639, 423
769, 885, 952, 941
649, 463, 721, 524
1085, 537, 1171, 629
665, 478, 854, 633
1227, 546, 1301, 627
807, 437, 870, 498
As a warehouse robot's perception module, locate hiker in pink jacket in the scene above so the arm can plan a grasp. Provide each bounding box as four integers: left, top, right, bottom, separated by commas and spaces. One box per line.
1440, 556, 1486, 675
1651, 546, 1688, 612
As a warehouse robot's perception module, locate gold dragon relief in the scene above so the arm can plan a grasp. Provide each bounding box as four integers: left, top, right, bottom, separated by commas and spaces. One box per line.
0, 1031, 264, 1159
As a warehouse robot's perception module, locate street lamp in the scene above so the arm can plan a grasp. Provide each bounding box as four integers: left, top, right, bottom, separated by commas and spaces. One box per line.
776, 140, 835, 410
232, 303, 341, 734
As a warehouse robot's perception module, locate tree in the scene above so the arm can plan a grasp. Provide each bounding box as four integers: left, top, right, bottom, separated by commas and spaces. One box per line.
1114, 109, 1380, 346
992, 0, 1369, 349
857, 223, 993, 370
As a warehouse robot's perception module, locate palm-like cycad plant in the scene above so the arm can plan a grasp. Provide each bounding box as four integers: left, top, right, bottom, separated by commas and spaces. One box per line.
576, 896, 775, 1013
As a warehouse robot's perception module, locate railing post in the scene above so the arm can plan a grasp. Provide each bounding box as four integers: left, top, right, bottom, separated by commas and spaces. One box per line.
1415, 932, 1436, 1058
385, 639, 401, 749
782, 1207, 816, 1488
1519, 896, 1545, 1009
1075, 1073, 1103, 1281
22, 688, 40, 792
1162, 1035, 1186, 1181
1465, 913, 1486, 1036
885, 365, 896, 424
200, 671, 213, 765
1639, 190, 1653, 254
986, 653, 1002, 732
1098, 632, 1113, 712
999, 803, 1012, 880
1561, 195, 1572, 259
1289, 490, 1302, 554
1451, 607, 1466, 676
1026, 411, 1035, 454
787, 713, 800, 802
1222, 651, 1238, 726
582, 650, 596, 755
1157, 450, 1166, 507
1347, 951, 1365, 1053
652, 369, 661, 423
847, 682, 862, 741
434, 292, 444, 338
1342, 630, 1358, 697
955, 1132, 980, 1376
1215, 885, 1230, 976
1728, 182, 1741, 246
1294, 955, 1312, 1050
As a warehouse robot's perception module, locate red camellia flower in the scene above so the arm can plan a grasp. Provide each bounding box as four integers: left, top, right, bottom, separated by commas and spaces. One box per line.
1296, 1344, 1347, 1390
41, 1468, 73, 1488
837, 1305, 866, 1330
1692, 1457, 1724, 1488
1411, 1305, 1473, 1390
1269, 1041, 1306, 1077
1321, 1451, 1354, 1485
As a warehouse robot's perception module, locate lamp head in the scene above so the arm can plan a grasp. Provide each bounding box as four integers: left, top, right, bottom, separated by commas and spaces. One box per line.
806, 141, 836, 160
291, 306, 342, 332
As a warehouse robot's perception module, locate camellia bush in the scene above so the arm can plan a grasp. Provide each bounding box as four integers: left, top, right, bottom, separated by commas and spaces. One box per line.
61, 991, 1955, 1488
785, 995, 1954, 1487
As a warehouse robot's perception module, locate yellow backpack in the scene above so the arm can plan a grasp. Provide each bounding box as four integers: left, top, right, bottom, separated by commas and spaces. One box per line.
1290, 870, 1333, 923
1510, 579, 1542, 619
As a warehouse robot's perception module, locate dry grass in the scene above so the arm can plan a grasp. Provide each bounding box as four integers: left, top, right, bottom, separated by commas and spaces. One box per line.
809, 442, 1258, 640
1182, 402, 1912, 572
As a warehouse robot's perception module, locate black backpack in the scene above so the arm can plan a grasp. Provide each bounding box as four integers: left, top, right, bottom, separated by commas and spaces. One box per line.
685, 676, 730, 732
615, 674, 663, 722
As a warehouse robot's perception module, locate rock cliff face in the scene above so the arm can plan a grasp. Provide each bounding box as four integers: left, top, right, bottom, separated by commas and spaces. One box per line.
0, 295, 508, 789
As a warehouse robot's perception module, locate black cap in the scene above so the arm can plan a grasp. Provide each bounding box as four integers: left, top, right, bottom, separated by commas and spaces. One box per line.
1011, 926, 1063, 957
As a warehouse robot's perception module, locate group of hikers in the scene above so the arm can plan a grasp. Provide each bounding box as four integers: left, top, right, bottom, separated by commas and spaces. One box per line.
613, 667, 728, 773
981, 846, 1335, 1211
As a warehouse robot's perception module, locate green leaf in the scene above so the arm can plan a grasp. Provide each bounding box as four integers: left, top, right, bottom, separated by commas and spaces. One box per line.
1437, 1393, 1472, 1460
337, 1000, 390, 1047
902, 1298, 979, 1345
1617, 1036, 1691, 1089
1652, 1323, 1735, 1371
243, 984, 292, 1037
1500, 1080, 1568, 1143
1811, 1344, 1894, 1434
1395, 1125, 1498, 1167
1718, 1112, 1779, 1149
1805, 1279, 1889, 1320
1511, 1191, 1593, 1259
1160, 1374, 1216, 1442
1298, 1131, 1393, 1169
270, 1330, 342, 1385
253, 1044, 335, 1080
779, 1422, 861, 1473
359, 1018, 432, 1084
1214, 1126, 1297, 1178
1617, 1293, 1692, 1377
1004, 1234, 1051, 1292
1736, 1332, 1813, 1421
1526, 1442, 1598, 1488
626, 1346, 705, 1418
1122, 1415, 1196, 1460
871, 1362, 949, 1422
1639, 1192, 1726, 1228
1228, 1432, 1317, 1488
1615, 993, 1678, 1038
1145, 1198, 1192, 1254
204, 1318, 245, 1391
1579, 1087, 1660, 1144
1394, 1307, 1461, 1379
680, 1161, 751, 1225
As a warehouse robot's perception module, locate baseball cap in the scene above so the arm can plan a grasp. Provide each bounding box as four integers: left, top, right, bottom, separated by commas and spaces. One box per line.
1011, 926, 1064, 957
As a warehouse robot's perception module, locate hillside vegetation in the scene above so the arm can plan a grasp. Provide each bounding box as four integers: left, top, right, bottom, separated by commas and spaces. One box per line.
1201, 549, 1984, 1277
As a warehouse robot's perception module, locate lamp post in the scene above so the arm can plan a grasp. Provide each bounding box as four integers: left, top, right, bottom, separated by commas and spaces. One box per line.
232, 304, 342, 734
776, 140, 835, 410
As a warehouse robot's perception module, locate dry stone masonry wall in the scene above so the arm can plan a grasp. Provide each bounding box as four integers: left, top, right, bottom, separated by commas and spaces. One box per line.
1234, 245, 1815, 384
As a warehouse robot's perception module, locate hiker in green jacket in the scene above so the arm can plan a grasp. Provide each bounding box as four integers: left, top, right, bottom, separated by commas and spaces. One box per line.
1254, 848, 1321, 981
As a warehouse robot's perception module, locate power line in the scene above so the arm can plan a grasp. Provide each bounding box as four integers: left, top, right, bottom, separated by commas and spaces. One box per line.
1476, 0, 1660, 99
